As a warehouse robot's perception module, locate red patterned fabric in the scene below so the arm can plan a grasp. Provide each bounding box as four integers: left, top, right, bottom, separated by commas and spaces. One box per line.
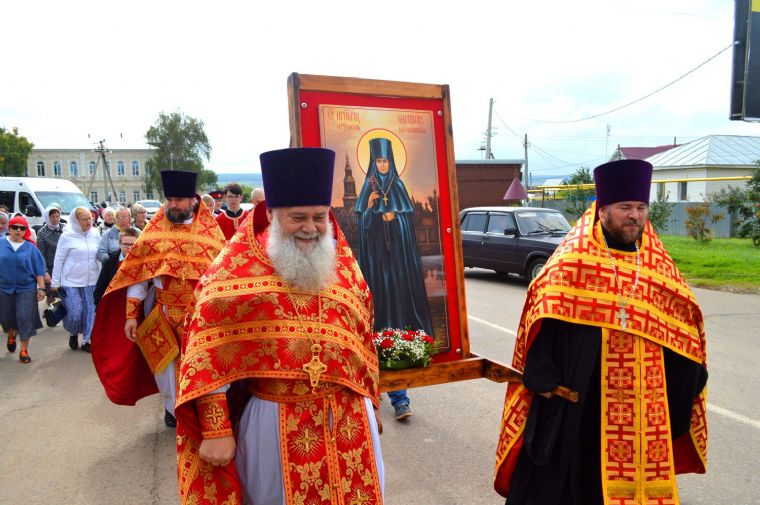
215, 209, 249, 240
494, 202, 707, 502
175, 212, 381, 505
91, 201, 225, 406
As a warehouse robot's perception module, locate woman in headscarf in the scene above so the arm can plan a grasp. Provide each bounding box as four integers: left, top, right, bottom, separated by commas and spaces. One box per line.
97, 207, 116, 236
97, 207, 140, 263
0, 215, 46, 363
354, 137, 434, 419
51, 206, 101, 352
36, 206, 65, 305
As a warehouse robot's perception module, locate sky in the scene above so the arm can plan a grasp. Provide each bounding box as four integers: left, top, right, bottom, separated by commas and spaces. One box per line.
2, 0, 758, 181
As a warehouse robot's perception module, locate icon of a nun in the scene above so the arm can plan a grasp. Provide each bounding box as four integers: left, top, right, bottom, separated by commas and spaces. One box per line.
354, 137, 434, 336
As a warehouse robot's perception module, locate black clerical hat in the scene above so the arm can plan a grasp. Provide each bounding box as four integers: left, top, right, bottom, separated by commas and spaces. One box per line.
160, 170, 198, 198
259, 148, 335, 208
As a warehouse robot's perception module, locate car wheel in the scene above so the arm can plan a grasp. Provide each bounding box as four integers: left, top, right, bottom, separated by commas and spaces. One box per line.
526, 258, 546, 281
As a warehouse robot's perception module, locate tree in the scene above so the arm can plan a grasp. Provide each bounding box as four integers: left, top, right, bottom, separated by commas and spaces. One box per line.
144, 112, 214, 195
561, 166, 594, 218
711, 163, 760, 246
648, 190, 674, 233
0, 127, 34, 176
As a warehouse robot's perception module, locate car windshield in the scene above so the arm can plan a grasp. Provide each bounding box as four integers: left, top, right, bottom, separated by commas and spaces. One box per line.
515, 211, 571, 235
35, 191, 93, 214
137, 200, 161, 207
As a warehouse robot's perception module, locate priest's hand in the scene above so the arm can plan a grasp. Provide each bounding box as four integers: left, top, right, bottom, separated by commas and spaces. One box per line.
374, 408, 383, 435
199, 436, 236, 466
124, 318, 137, 342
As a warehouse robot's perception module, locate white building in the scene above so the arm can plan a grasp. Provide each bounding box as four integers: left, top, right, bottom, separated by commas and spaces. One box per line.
26, 148, 154, 204
647, 135, 760, 202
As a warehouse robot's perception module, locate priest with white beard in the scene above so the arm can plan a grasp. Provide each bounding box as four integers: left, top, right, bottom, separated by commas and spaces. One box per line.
174, 147, 385, 505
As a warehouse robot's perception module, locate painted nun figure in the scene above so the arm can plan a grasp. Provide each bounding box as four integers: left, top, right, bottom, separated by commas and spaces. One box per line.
354, 137, 434, 337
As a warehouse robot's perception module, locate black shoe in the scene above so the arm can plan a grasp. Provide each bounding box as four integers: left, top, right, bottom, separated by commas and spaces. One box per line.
7, 333, 17, 353
42, 309, 53, 327
68, 334, 78, 350
164, 409, 177, 428
81, 342, 91, 353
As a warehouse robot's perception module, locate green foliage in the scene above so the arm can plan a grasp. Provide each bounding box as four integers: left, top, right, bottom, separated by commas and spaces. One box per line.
660, 235, 760, 293
684, 201, 723, 243
561, 166, 594, 218
648, 190, 674, 233
0, 127, 34, 176
144, 112, 212, 194
711, 163, 760, 246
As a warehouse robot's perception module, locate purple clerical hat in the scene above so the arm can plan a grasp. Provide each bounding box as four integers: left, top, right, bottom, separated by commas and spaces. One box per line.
259, 148, 335, 208
593, 159, 652, 207
160, 170, 198, 198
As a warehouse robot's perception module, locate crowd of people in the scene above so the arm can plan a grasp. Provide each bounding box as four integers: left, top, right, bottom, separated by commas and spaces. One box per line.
1, 153, 709, 505
0, 183, 264, 364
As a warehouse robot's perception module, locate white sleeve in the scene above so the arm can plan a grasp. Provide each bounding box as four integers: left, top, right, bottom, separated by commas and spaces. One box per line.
126, 280, 149, 301
50, 235, 67, 288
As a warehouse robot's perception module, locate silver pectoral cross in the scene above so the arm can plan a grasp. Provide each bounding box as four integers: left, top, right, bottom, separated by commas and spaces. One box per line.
617, 306, 629, 331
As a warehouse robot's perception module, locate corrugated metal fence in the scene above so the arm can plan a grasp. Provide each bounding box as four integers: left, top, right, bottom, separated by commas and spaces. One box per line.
538, 200, 736, 238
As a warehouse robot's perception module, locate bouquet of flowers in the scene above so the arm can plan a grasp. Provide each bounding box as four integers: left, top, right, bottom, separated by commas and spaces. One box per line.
373, 327, 437, 370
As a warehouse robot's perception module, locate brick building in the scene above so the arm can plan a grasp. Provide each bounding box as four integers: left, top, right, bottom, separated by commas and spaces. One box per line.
455, 159, 525, 211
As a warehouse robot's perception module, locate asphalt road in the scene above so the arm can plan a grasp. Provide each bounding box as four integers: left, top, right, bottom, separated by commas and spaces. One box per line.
1, 271, 758, 505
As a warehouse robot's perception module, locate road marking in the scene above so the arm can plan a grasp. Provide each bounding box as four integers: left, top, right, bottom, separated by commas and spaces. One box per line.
468, 315, 517, 336
469, 314, 760, 430
708, 404, 760, 430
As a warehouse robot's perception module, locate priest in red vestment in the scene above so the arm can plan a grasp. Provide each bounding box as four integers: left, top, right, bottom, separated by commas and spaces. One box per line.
175, 147, 384, 505
494, 160, 708, 505
215, 182, 249, 240
91, 170, 225, 427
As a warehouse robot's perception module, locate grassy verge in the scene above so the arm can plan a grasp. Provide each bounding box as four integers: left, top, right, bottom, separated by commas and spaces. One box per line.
659, 236, 760, 293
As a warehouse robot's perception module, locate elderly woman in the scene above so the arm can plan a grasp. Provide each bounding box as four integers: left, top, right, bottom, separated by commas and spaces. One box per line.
98, 207, 116, 236
97, 207, 140, 263
0, 215, 46, 363
51, 206, 101, 352
36, 206, 65, 305
131, 203, 148, 230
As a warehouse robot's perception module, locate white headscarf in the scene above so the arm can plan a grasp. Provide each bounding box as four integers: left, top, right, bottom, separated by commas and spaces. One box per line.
43, 205, 63, 230
0, 211, 8, 234
63, 206, 97, 238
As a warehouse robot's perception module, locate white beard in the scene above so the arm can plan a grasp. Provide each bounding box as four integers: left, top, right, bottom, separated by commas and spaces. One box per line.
266, 214, 337, 293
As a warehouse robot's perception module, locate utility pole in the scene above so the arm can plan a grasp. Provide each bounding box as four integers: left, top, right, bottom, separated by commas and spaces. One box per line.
93, 140, 119, 204
485, 98, 494, 160
523, 134, 530, 189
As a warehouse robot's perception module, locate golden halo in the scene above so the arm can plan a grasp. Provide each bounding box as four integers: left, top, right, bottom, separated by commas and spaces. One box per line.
356, 129, 407, 175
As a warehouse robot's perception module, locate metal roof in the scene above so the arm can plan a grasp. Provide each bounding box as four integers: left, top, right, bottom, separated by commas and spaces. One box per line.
646, 135, 760, 168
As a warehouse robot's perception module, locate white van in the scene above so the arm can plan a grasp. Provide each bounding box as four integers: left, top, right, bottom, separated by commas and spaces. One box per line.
0, 177, 92, 230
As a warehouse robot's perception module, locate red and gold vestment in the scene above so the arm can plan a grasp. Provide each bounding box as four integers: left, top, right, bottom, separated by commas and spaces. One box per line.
494, 203, 707, 505
92, 201, 225, 406
175, 212, 382, 505
215, 209, 249, 240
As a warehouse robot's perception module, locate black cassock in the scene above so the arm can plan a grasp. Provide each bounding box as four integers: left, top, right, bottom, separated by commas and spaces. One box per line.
506, 318, 707, 505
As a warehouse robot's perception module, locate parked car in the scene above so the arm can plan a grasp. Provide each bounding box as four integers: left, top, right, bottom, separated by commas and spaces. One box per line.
134, 199, 162, 220
460, 206, 571, 280
0, 177, 92, 231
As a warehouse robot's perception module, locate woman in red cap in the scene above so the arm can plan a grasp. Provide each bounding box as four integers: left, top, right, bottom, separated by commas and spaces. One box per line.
0, 215, 46, 363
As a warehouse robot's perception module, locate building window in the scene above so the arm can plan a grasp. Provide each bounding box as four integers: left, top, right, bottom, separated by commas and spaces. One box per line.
678, 182, 688, 201
656, 182, 665, 200
117, 161, 125, 176
37, 161, 45, 176
145, 160, 151, 175
89, 161, 97, 175
107, 191, 113, 203
133, 190, 141, 202
90, 191, 98, 202
53, 161, 62, 177
118, 191, 127, 203
70, 161, 79, 176
131, 160, 140, 176
146, 191, 154, 200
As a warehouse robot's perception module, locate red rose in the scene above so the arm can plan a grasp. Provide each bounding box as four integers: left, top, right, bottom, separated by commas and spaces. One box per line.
382, 330, 395, 337
402, 332, 415, 341
380, 338, 394, 349
423, 335, 434, 344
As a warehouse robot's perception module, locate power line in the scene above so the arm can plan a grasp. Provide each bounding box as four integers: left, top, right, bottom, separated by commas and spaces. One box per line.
500, 43, 733, 124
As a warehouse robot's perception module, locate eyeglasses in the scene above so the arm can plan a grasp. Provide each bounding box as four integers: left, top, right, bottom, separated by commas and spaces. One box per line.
10, 225, 27, 231
120, 242, 136, 248
226, 194, 243, 198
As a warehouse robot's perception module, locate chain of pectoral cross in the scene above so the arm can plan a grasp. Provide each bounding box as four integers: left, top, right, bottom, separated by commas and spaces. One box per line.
286, 287, 327, 392
603, 236, 641, 331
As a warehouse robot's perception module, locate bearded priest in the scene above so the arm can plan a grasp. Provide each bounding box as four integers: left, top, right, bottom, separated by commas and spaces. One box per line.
175, 148, 384, 505
494, 159, 708, 505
